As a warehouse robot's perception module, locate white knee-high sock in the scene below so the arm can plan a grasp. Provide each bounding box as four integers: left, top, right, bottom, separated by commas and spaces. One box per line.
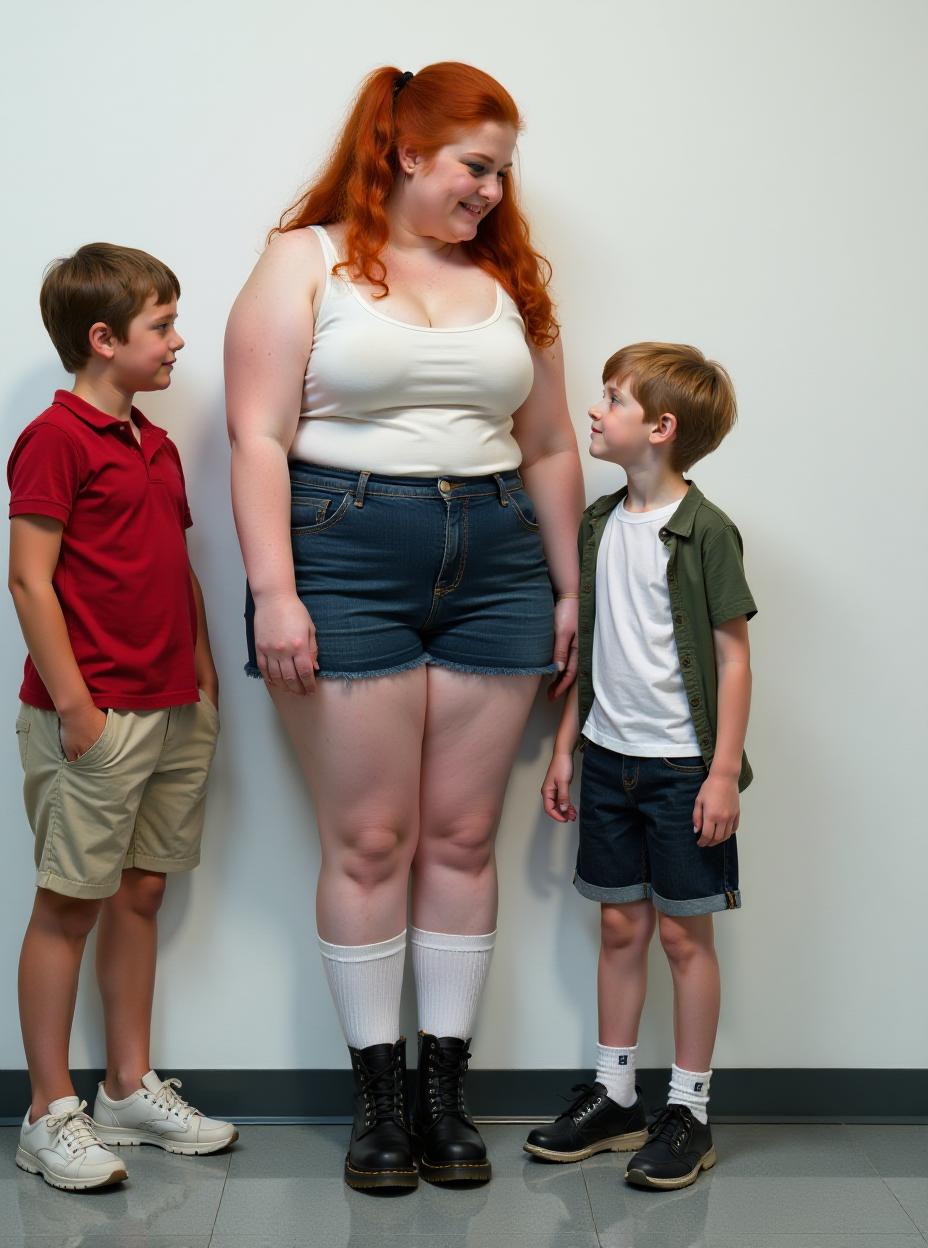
596, 1044, 638, 1107
318, 930, 406, 1050
410, 927, 496, 1039
668, 1063, 712, 1124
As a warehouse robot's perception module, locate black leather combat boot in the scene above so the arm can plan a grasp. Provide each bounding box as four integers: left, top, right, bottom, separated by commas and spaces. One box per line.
413, 1032, 491, 1184
344, 1038, 417, 1191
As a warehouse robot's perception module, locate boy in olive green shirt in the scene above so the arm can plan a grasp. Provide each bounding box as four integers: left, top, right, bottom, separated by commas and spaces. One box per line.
524, 343, 756, 1191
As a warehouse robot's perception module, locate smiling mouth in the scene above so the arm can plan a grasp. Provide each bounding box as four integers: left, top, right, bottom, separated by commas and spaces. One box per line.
459, 203, 483, 217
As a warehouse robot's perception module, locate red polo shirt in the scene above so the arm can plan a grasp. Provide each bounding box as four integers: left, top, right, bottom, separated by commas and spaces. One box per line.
8, 390, 199, 710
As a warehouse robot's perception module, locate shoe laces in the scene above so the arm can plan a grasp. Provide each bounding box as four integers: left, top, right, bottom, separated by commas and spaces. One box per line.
426, 1043, 471, 1118
646, 1105, 695, 1155
146, 1078, 196, 1125
557, 1083, 604, 1126
359, 1055, 406, 1134
46, 1101, 104, 1153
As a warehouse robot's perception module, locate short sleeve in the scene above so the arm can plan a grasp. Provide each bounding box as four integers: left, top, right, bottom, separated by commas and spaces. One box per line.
702, 525, 757, 627
8, 424, 83, 524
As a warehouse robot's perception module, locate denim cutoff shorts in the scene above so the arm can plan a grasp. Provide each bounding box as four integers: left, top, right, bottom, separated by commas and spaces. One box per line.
574, 740, 741, 916
244, 464, 557, 680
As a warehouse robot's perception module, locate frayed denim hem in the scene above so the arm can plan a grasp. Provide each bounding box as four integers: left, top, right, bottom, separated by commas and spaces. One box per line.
315, 654, 430, 683
426, 656, 559, 677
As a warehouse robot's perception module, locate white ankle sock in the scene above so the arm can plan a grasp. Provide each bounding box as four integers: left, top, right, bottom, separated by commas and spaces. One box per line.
318, 930, 406, 1049
410, 927, 496, 1039
596, 1044, 638, 1107
668, 1063, 711, 1124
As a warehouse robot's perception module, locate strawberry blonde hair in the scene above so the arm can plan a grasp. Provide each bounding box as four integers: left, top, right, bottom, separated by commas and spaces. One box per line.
273, 62, 558, 347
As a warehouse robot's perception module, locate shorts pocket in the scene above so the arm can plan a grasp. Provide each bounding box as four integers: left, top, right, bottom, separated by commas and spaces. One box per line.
291, 490, 352, 535
508, 487, 541, 533
61, 710, 113, 767
660, 755, 707, 774
15, 712, 30, 769
198, 689, 220, 729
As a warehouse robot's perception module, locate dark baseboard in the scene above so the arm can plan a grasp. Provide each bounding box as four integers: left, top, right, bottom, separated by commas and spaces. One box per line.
1, 1068, 925, 1125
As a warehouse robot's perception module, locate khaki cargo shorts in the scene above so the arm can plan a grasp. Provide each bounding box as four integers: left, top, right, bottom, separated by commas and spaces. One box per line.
14, 695, 220, 899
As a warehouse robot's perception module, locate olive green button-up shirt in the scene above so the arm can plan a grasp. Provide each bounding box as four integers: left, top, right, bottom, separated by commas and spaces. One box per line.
576, 481, 757, 791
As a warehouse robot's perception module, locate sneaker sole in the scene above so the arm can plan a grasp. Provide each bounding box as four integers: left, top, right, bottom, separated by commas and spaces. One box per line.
625, 1145, 717, 1190
91, 1126, 239, 1155
418, 1155, 492, 1184
15, 1147, 127, 1191
524, 1129, 649, 1163
343, 1157, 418, 1190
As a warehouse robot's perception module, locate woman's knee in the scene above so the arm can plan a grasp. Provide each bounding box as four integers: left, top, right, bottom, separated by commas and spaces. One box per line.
330, 821, 415, 889
416, 814, 496, 876
600, 902, 654, 954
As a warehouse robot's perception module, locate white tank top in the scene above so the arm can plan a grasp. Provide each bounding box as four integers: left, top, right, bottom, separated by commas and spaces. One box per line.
288, 225, 535, 476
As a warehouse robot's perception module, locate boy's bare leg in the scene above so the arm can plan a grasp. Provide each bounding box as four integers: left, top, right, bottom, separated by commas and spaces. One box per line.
96, 868, 166, 1099
658, 912, 720, 1070
598, 901, 655, 1045
19, 888, 101, 1120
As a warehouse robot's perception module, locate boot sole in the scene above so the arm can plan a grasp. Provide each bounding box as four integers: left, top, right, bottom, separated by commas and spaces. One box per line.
418, 1155, 492, 1184
625, 1145, 717, 1190
15, 1147, 127, 1191
524, 1128, 649, 1163
344, 1157, 418, 1190
92, 1126, 239, 1155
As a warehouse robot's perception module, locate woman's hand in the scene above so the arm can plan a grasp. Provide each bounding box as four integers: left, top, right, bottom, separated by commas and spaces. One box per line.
254, 591, 319, 694
547, 596, 579, 701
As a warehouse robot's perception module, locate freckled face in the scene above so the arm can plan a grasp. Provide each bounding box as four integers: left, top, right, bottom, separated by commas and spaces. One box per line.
401, 120, 517, 243
587, 375, 654, 465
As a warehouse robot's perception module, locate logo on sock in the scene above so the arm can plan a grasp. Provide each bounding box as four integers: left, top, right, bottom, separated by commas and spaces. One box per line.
694, 1082, 704, 1092
618, 1056, 628, 1066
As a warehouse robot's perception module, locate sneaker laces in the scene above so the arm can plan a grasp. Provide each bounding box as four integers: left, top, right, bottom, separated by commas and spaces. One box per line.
150, 1078, 196, 1125
557, 1083, 603, 1125
646, 1105, 694, 1155
46, 1101, 104, 1152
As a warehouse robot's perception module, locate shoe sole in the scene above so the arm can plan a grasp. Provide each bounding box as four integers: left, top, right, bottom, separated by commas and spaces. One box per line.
524, 1128, 649, 1163
344, 1158, 418, 1190
625, 1145, 717, 1190
91, 1126, 239, 1156
418, 1155, 492, 1185
15, 1147, 127, 1191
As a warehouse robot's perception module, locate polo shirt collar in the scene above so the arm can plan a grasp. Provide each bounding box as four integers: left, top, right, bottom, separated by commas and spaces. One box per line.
588, 480, 704, 535
53, 389, 164, 442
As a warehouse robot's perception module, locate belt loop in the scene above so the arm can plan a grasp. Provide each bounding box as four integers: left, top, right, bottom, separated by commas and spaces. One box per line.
494, 473, 509, 506
354, 470, 371, 508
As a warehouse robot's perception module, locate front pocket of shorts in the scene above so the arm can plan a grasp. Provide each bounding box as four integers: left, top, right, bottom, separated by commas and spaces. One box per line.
15, 715, 30, 769
660, 755, 707, 774
291, 490, 352, 535
62, 710, 113, 767
508, 489, 541, 533
197, 690, 220, 730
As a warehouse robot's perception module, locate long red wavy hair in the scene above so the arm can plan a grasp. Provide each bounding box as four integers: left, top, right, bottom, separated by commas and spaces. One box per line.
273, 62, 558, 347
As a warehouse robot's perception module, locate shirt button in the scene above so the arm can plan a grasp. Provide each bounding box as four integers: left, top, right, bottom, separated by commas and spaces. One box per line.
674, 613, 684, 626
582, 583, 591, 592
681, 655, 692, 668
659, 528, 669, 541
438, 480, 451, 494
691, 695, 701, 708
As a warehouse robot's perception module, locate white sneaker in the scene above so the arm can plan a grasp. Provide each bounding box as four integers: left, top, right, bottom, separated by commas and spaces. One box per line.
92, 1071, 239, 1155
16, 1096, 128, 1191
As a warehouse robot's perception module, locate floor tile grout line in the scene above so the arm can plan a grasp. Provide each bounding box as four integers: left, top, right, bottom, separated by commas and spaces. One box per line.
578, 1160, 604, 1248
206, 1147, 234, 1247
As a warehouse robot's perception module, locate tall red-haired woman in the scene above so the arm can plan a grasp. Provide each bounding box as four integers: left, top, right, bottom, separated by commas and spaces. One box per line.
225, 62, 583, 1191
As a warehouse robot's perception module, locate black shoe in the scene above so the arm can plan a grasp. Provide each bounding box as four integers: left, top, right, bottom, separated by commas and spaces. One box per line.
524, 1082, 649, 1162
412, 1032, 491, 1184
344, 1039, 418, 1190
624, 1104, 716, 1190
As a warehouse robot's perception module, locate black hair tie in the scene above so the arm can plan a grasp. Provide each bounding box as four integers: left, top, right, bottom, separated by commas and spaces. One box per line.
393, 70, 413, 97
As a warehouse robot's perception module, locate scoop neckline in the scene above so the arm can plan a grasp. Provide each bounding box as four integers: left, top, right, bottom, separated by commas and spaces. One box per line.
315, 225, 504, 334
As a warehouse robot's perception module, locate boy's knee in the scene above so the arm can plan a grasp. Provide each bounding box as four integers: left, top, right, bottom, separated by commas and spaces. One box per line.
110, 869, 167, 918
658, 913, 713, 964
600, 902, 654, 953
33, 888, 101, 940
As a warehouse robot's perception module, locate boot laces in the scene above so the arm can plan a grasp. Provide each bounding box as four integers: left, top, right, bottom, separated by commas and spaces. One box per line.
646, 1105, 694, 1155
46, 1101, 104, 1153
360, 1056, 405, 1132
427, 1043, 471, 1118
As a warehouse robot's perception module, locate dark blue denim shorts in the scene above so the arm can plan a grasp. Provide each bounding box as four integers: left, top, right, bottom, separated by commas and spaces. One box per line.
244, 464, 556, 680
575, 740, 741, 916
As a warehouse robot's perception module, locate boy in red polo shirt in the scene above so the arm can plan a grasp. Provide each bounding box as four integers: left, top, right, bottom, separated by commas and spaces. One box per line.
8, 243, 236, 1192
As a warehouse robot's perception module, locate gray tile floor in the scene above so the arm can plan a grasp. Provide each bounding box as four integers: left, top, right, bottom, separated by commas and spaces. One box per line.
0, 1123, 926, 1247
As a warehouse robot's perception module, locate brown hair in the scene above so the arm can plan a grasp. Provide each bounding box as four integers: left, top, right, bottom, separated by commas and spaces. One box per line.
602, 342, 737, 471
40, 242, 180, 373
273, 62, 558, 347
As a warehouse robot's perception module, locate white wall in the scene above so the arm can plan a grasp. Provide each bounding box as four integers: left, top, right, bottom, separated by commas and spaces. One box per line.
2, 0, 925, 1072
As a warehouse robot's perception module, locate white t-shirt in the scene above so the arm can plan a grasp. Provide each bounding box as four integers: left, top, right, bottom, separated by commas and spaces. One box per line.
583, 499, 701, 757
